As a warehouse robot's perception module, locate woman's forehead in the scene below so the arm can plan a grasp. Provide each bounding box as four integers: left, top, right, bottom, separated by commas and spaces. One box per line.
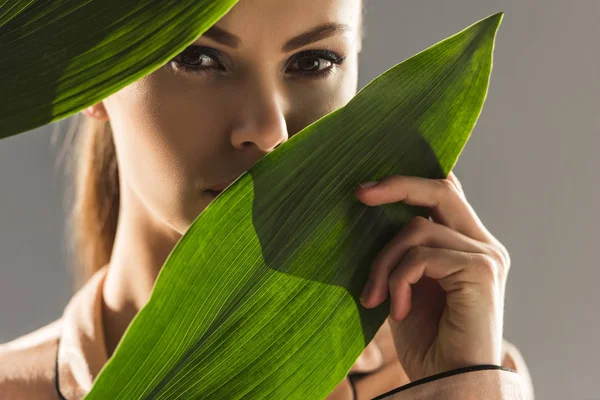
209, 0, 362, 48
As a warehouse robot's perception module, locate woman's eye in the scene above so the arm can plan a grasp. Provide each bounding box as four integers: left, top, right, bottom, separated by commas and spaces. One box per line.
286, 50, 346, 79
170, 46, 346, 79
170, 46, 225, 75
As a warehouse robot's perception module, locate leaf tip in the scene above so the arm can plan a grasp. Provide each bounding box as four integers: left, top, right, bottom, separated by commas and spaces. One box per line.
481, 11, 505, 33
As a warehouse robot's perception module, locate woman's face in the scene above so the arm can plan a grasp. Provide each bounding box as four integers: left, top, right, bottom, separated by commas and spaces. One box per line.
86, 0, 362, 234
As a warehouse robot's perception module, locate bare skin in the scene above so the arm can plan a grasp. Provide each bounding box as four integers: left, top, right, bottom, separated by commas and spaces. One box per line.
84, 0, 512, 398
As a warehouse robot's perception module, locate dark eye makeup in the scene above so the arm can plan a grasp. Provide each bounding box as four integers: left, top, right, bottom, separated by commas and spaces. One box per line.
169, 45, 347, 80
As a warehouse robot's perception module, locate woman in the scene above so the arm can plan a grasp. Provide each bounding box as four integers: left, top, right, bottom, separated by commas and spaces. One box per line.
0, 0, 535, 399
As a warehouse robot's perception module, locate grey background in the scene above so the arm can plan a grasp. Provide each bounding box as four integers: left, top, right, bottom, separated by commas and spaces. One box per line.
1, 1, 598, 398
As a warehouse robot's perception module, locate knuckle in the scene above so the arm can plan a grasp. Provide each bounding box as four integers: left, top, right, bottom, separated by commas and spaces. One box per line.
487, 246, 505, 266
474, 253, 500, 282
450, 173, 463, 190
500, 244, 511, 269
487, 241, 511, 274
439, 178, 464, 199
439, 178, 460, 194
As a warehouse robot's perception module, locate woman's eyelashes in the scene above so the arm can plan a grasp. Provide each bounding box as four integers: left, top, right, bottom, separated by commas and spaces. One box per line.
169, 45, 346, 80
285, 49, 347, 79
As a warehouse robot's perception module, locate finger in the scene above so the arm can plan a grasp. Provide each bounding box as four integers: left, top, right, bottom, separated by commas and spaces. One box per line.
355, 175, 493, 243
446, 172, 510, 266
360, 216, 492, 308
447, 171, 465, 199
387, 246, 497, 321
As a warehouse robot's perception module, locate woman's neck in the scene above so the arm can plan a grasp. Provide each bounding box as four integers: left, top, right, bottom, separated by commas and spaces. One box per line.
100, 182, 183, 359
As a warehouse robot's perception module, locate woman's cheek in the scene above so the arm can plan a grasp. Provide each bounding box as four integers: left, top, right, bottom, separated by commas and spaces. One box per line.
102, 87, 197, 233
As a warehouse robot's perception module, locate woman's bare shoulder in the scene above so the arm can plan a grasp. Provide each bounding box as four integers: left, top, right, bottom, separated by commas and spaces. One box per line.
0, 318, 63, 400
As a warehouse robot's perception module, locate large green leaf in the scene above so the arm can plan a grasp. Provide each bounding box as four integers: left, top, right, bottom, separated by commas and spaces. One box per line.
82, 11, 504, 400
0, 0, 238, 139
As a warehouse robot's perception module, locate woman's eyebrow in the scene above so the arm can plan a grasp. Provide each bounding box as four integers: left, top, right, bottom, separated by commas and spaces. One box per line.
201, 22, 352, 52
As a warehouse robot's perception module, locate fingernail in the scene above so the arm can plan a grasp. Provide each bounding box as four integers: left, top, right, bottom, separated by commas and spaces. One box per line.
359, 180, 378, 189
360, 280, 373, 305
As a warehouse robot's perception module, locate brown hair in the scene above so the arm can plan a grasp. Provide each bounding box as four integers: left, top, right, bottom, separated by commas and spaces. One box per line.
62, 115, 119, 292
64, 3, 367, 293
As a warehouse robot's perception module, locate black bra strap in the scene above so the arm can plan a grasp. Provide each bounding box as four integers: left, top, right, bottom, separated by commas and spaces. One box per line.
347, 373, 358, 400
54, 337, 68, 400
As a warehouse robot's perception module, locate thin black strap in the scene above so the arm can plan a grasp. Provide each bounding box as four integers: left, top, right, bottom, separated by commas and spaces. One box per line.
347, 374, 358, 400
346, 365, 384, 399
54, 337, 68, 400
371, 364, 516, 399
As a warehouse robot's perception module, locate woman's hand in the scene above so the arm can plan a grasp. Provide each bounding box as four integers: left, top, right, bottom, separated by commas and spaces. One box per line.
354, 172, 511, 382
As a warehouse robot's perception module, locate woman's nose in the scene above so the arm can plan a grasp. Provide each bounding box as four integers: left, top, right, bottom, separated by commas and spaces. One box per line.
230, 78, 289, 153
